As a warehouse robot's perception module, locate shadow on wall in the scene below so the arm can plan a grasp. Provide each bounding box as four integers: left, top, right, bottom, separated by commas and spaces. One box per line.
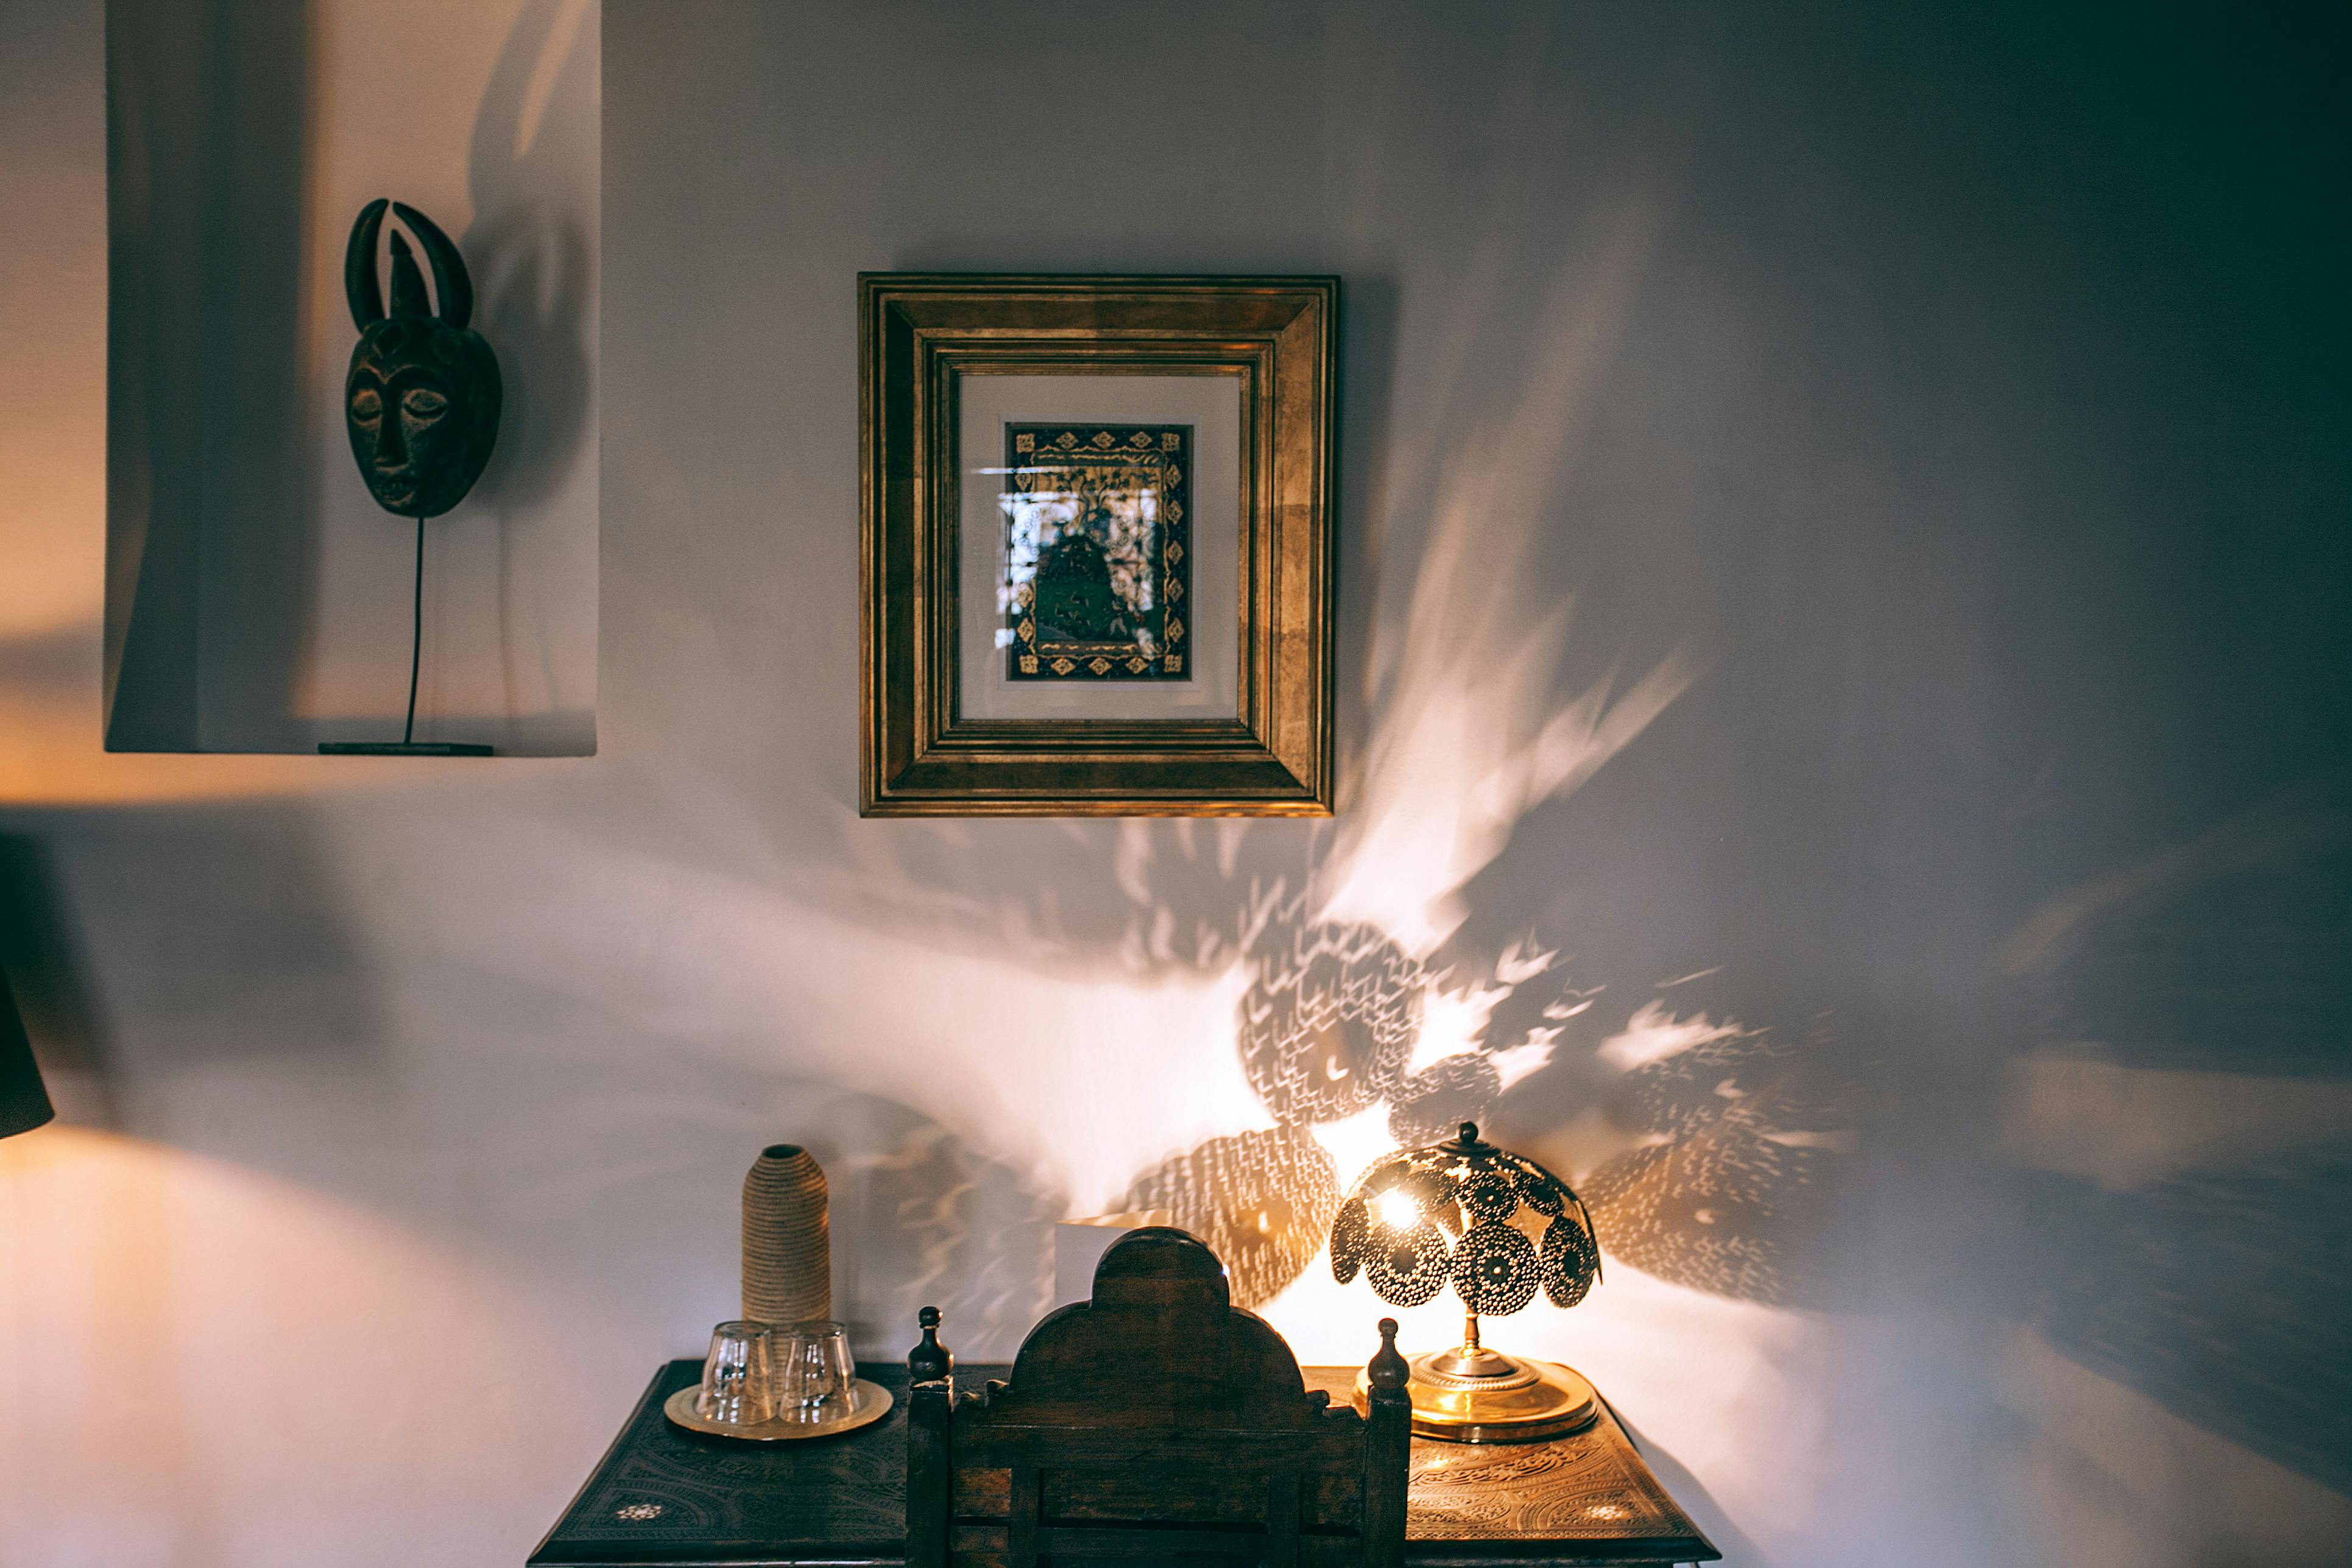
2009, 791, 2352, 1496
465, 0, 595, 521
0, 806, 384, 1090
104, 0, 312, 752
833, 1100, 1065, 1357
462, 0, 598, 753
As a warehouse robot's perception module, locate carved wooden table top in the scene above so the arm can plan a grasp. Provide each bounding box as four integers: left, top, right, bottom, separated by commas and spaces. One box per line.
530, 1361, 1718, 1568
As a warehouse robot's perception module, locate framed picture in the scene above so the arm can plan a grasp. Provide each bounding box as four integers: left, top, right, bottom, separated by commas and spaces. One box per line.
860, 274, 1338, 816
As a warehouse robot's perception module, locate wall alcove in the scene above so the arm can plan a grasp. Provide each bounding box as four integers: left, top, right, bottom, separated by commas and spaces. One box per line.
104, 0, 599, 756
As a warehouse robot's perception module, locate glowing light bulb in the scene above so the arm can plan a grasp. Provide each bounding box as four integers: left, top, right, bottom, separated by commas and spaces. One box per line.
1376, 1189, 1422, 1230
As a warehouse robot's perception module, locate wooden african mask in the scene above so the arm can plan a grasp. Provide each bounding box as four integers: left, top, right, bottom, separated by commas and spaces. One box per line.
343, 199, 501, 518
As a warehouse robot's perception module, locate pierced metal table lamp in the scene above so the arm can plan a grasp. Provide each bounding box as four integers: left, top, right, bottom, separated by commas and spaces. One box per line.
1330, 1121, 1602, 1442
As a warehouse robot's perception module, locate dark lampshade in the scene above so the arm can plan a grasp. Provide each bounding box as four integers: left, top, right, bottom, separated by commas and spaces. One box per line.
0, 968, 55, 1140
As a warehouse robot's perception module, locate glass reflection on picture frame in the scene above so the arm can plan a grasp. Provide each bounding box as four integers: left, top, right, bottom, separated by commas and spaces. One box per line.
860, 274, 1338, 816
1001, 422, 1191, 685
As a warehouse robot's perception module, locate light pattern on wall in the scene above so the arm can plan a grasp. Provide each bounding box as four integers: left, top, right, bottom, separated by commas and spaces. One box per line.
1122, 1127, 1340, 1308
1121, 892, 1622, 1308
1581, 1005, 1853, 1308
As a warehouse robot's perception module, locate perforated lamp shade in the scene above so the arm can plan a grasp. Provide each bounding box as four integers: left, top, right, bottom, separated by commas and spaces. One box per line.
0, 970, 55, 1140
1328, 1123, 1605, 1443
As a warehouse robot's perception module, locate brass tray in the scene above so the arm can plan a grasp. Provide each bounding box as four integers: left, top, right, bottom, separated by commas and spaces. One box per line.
662, 1378, 894, 1441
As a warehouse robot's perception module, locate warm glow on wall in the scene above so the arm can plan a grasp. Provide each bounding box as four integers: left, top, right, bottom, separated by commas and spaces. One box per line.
0, 1126, 626, 1565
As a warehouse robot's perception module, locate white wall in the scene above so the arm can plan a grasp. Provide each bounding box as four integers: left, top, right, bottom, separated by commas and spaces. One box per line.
4, 3, 2348, 1566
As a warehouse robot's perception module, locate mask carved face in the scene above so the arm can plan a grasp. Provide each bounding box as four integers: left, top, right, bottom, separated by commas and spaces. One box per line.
343, 199, 501, 518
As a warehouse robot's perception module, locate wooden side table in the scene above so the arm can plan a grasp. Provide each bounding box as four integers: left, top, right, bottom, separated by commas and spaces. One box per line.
531, 1362, 1718, 1568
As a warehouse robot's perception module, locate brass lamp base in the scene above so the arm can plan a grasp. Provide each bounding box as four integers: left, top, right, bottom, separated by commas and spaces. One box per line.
1355, 1342, 1599, 1443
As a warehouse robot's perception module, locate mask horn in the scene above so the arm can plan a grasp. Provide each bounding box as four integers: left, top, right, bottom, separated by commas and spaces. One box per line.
344, 197, 389, 330
386, 232, 432, 320
391, 202, 473, 331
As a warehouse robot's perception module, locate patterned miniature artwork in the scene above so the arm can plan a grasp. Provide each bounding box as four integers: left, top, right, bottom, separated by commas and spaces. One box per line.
1000, 424, 1191, 680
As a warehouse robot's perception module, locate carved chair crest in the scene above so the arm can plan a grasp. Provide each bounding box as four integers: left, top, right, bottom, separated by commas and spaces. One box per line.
908, 1226, 1409, 1568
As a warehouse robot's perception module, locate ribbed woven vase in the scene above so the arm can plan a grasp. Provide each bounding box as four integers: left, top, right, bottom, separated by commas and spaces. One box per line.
742, 1143, 832, 1326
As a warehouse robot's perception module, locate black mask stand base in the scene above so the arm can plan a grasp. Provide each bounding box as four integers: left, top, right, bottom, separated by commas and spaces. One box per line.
320, 510, 495, 757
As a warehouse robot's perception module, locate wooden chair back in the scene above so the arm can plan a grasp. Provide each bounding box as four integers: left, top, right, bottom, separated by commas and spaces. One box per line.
907, 1227, 1410, 1568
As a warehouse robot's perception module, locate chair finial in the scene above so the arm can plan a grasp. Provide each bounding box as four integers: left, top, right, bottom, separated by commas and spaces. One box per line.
910, 1304, 953, 1384
1369, 1318, 1409, 1397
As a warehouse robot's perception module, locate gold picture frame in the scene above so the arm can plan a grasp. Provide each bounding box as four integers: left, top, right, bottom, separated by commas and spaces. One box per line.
859, 274, 1338, 816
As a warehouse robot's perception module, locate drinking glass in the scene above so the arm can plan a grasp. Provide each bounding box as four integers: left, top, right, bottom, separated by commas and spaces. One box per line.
775, 1320, 858, 1421
696, 1321, 775, 1425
